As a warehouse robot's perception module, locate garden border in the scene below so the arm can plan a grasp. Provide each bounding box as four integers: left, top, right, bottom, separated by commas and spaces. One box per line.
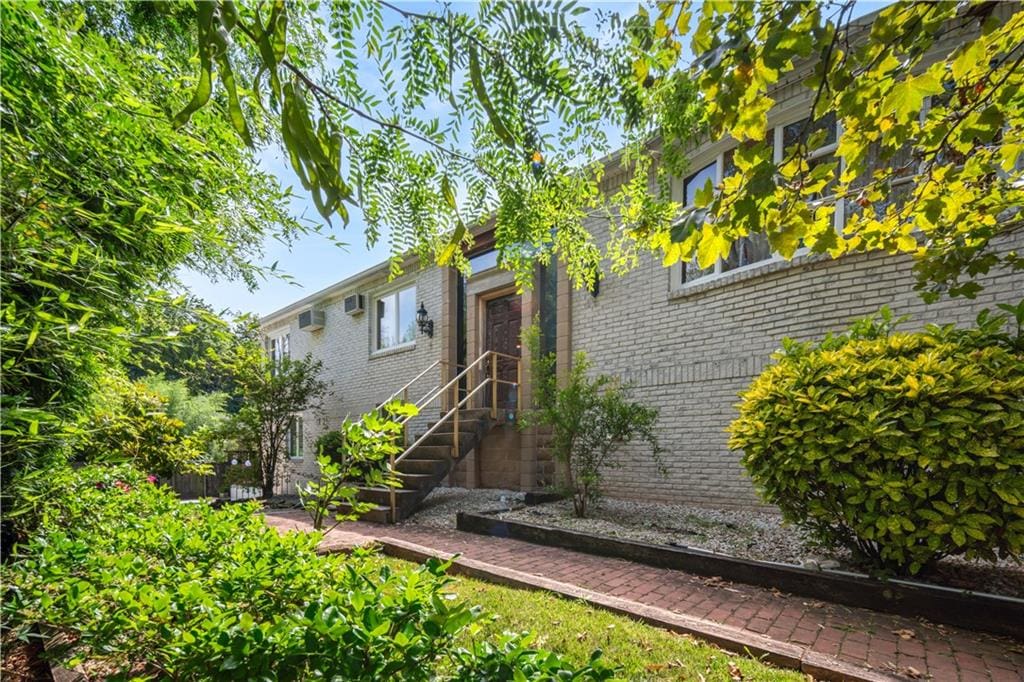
455, 511, 1024, 639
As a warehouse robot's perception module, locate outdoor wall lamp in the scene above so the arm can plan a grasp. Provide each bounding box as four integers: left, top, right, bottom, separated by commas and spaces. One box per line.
416, 302, 434, 338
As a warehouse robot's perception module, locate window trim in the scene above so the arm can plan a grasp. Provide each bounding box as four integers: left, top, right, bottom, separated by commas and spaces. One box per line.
287, 414, 304, 461
670, 107, 843, 295
372, 284, 418, 353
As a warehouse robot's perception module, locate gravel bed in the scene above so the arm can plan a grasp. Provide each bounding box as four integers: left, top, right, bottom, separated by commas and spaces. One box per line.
402, 486, 524, 529
500, 497, 821, 566
410, 491, 1023, 599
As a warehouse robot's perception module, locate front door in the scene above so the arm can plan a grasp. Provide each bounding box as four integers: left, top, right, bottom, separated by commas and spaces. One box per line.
484, 294, 522, 409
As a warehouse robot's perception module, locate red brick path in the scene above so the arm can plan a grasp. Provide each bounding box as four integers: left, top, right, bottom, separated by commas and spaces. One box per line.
265, 511, 1023, 681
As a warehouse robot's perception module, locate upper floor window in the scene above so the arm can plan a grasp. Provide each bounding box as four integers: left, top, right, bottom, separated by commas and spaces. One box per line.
268, 333, 290, 365
376, 285, 416, 350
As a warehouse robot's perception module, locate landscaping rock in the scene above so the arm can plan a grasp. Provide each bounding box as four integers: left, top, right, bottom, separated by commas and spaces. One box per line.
403, 486, 524, 529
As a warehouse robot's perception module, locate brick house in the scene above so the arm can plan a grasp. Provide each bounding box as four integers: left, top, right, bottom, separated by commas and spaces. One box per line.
261, 7, 1023, 516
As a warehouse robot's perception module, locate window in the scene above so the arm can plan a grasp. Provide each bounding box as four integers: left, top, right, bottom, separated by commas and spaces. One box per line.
268, 333, 290, 365
679, 141, 777, 284
780, 113, 839, 199
675, 114, 847, 289
287, 416, 303, 460
376, 285, 416, 350
468, 248, 499, 274
683, 161, 716, 206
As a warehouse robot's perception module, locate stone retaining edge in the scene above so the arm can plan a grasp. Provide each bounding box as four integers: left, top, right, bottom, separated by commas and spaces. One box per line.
456, 511, 1024, 640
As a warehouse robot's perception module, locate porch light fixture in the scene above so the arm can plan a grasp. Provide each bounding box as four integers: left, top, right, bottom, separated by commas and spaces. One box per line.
416, 302, 434, 338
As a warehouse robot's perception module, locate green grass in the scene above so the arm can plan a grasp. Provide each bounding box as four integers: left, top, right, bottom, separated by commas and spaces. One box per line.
379, 558, 805, 681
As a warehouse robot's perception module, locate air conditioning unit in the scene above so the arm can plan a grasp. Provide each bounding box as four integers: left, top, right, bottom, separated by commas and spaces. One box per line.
344, 294, 365, 316
298, 309, 325, 331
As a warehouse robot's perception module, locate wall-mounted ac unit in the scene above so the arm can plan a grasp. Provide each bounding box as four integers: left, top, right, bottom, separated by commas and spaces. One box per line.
344, 294, 365, 316
298, 309, 325, 331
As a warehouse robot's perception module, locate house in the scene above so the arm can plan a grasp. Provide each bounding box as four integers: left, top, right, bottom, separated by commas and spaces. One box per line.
260, 6, 1024, 519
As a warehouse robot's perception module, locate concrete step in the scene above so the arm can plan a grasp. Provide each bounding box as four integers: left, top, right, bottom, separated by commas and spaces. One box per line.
395, 457, 449, 476
355, 486, 420, 507
428, 418, 490, 434
420, 431, 482, 450
332, 501, 391, 524
406, 444, 452, 461
396, 472, 437, 489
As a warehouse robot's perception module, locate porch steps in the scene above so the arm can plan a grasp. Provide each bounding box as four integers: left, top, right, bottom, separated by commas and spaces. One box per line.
348, 408, 495, 523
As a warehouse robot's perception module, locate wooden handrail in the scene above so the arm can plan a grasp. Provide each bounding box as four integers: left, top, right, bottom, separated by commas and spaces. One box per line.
397, 352, 493, 423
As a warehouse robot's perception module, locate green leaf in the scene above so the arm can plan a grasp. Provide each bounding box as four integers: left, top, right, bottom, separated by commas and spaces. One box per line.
881, 70, 944, 121
172, 2, 215, 128
467, 45, 516, 149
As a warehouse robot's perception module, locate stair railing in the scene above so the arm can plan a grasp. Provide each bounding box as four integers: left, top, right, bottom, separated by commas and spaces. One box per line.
385, 349, 521, 520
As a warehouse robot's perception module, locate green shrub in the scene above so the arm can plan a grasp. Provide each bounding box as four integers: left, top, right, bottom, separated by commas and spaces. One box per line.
301, 401, 416, 530
3, 464, 615, 680
523, 325, 662, 518
76, 373, 211, 477
729, 308, 1024, 575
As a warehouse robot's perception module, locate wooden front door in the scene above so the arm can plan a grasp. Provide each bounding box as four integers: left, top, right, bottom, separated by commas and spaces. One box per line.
484, 294, 522, 409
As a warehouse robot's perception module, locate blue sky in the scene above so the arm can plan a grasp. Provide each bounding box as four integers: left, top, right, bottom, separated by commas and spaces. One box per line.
179, 1, 636, 318
181, 1, 890, 319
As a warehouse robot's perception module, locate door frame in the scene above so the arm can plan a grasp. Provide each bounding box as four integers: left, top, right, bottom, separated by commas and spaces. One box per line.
474, 284, 520, 361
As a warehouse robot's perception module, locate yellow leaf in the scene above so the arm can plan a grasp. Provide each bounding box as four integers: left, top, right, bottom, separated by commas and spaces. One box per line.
697, 228, 730, 269
897, 234, 918, 252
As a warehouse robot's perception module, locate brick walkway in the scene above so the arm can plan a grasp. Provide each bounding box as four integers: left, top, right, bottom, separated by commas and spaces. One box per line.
265, 511, 1024, 682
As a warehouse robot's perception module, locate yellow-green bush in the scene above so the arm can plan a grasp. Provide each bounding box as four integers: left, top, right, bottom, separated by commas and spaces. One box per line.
729, 310, 1024, 575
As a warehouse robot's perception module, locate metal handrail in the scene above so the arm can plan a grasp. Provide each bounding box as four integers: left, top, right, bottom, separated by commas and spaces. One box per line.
379, 359, 444, 409
394, 379, 492, 470
385, 349, 521, 520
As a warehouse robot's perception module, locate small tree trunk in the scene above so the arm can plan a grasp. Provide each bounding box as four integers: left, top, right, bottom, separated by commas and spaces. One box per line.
573, 484, 587, 518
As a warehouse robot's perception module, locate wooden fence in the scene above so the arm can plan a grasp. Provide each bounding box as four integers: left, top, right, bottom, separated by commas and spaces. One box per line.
170, 462, 232, 499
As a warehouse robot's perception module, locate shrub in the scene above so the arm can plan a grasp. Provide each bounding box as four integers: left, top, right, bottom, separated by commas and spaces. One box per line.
729, 308, 1024, 575
76, 373, 210, 477
301, 401, 417, 530
523, 326, 662, 518
3, 464, 615, 680
138, 374, 229, 457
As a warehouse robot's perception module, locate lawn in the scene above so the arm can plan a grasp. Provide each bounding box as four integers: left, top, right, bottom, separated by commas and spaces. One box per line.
378, 557, 805, 681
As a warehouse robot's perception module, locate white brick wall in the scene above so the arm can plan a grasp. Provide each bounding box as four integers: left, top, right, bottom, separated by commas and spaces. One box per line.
570, 225, 1024, 508
263, 265, 444, 493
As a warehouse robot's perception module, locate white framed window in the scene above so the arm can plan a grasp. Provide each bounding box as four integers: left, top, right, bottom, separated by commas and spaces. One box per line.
268, 332, 290, 365
776, 112, 845, 232
375, 285, 417, 350
678, 137, 778, 285
673, 112, 843, 290
287, 415, 304, 460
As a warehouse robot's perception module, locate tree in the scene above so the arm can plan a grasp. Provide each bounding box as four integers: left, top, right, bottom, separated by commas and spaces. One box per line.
226, 345, 327, 498
159, 0, 651, 290
522, 327, 662, 517
1, 3, 301, 488
127, 295, 248, 399
621, 1, 1024, 301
